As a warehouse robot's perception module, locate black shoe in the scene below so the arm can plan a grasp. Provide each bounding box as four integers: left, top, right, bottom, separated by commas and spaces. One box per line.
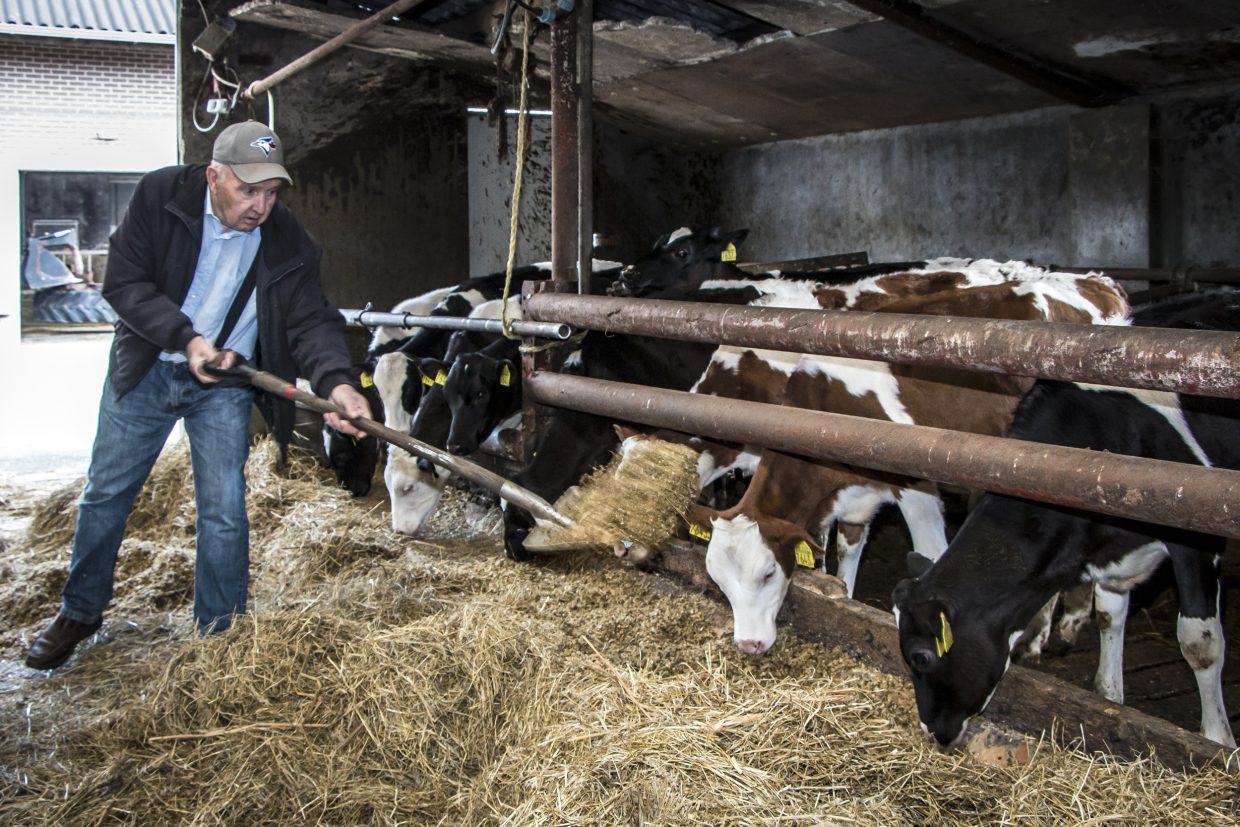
24, 614, 102, 670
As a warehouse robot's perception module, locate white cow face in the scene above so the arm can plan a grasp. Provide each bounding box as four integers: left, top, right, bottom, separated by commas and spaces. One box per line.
704, 515, 793, 656
384, 449, 448, 535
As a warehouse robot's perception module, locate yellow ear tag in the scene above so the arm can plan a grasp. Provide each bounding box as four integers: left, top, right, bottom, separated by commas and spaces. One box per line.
936, 611, 954, 657
435, 370, 447, 386
499, 364, 512, 387
721, 242, 737, 262
794, 540, 815, 569
360, 371, 373, 388
688, 523, 711, 542
421, 374, 434, 387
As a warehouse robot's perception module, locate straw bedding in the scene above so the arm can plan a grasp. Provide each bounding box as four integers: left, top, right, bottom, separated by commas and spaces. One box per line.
1, 438, 1237, 825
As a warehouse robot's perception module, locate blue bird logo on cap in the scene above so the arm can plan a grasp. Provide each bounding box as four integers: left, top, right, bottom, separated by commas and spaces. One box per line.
249, 136, 277, 156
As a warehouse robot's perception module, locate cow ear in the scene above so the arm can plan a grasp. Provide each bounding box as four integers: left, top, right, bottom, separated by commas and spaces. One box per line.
906, 551, 934, 578
683, 503, 719, 543
783, 531, 824, 569
613, 423, 642, 442
727, 228, 750, 248
417, 358, 447, 387
496, 359, 516, 388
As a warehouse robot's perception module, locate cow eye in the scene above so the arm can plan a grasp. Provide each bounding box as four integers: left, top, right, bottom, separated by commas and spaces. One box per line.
675, 249, 688, 260
761, 567, 776, 584
910, 649, 933, 671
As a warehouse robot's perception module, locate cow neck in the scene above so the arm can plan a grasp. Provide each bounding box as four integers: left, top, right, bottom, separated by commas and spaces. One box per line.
924, 494, 1078, 637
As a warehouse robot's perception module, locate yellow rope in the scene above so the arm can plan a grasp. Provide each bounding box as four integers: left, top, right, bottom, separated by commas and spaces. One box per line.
519, 328, 587, 355
500, 8, 532, 341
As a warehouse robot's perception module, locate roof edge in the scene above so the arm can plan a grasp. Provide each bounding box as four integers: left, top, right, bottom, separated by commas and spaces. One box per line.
0, 22, 175, 45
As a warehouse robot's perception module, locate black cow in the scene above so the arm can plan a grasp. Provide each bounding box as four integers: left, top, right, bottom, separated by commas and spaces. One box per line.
438, 335, 522, 456
892, 289, 1240, 748
610, 226, 750, 297
320, 373, 384, 497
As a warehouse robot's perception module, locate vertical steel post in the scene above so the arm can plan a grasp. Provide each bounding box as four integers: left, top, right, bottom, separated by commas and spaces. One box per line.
550, 5, 579, 290
576, 0, 594, 295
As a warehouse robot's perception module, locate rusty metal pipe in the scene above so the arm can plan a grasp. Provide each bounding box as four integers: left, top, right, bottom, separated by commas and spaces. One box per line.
525, 293, 1240, 398
241, 0, 427, 100
526, 372, 1240, 540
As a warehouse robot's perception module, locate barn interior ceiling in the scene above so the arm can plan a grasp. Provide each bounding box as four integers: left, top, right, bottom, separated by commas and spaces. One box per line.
227, 0, 1240, 149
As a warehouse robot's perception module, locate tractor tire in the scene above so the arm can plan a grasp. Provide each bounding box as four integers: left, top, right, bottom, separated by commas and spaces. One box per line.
32, 287, 118, 324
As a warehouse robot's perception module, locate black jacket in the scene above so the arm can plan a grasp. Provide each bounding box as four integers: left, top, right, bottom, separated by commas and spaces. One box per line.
103, 163, 357, 446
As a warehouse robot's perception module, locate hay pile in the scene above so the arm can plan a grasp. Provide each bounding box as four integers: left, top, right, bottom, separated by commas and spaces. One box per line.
1, 438, 1238, 825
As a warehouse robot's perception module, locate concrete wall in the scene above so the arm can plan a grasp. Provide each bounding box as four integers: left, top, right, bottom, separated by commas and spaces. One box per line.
284, 116, 469, 316
468, 112, 552, 274
1157, 89, 1240, 268
708, 90, 1240, 273
468, 114, 720, 274
711, 105, 1142, 267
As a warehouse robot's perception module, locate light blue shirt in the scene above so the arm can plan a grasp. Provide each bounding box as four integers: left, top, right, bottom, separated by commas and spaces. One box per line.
162, 189, 261, 363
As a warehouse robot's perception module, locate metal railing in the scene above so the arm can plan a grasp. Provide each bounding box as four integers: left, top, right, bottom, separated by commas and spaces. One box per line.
522, 291, 1240, 539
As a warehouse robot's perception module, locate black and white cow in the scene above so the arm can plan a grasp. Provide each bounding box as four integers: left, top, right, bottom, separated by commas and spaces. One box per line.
383, 299, 523, 535
610, 224, 928, 299
892, 289, 1240, 748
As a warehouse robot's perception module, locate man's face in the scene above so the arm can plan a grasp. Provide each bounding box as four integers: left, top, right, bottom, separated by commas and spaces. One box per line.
206, 164, 281, 232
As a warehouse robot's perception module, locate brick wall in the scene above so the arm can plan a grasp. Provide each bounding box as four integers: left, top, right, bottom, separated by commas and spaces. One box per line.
0, 36, 176, 160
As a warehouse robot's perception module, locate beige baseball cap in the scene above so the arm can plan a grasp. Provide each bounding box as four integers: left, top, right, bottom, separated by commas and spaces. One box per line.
212, 120, 292, 185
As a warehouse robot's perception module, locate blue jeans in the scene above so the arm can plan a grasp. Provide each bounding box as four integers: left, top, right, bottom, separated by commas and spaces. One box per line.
61, 360, 254, 633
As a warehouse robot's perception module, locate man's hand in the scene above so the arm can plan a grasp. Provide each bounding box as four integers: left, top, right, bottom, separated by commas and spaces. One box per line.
325, 384, 372, 437
187, 336, 240, 383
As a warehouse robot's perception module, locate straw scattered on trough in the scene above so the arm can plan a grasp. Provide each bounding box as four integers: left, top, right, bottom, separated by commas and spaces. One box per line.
2, 436, 1238, 826
524, 435, 702, 554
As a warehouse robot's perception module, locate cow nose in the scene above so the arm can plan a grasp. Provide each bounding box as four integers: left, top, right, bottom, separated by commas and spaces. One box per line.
735, 639, 770, 656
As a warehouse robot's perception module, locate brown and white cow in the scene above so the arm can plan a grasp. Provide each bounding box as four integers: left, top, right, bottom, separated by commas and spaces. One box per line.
689, 259, 1129, 656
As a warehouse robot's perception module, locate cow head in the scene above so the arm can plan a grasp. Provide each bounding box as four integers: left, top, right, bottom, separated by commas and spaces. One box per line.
372, 351, 422, 434
891, 576, 1013, 747
384, 448, 449, 534
703, 513, 824, 656
610, 226, 749, 298
443, 351, 518, 456
321, 425, 378, 497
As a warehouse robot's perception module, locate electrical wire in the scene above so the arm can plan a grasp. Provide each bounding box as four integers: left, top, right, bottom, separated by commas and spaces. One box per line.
191, 60, 221, 133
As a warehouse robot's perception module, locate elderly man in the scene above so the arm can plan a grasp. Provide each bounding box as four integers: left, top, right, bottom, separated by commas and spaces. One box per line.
25, 120, 370, 669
